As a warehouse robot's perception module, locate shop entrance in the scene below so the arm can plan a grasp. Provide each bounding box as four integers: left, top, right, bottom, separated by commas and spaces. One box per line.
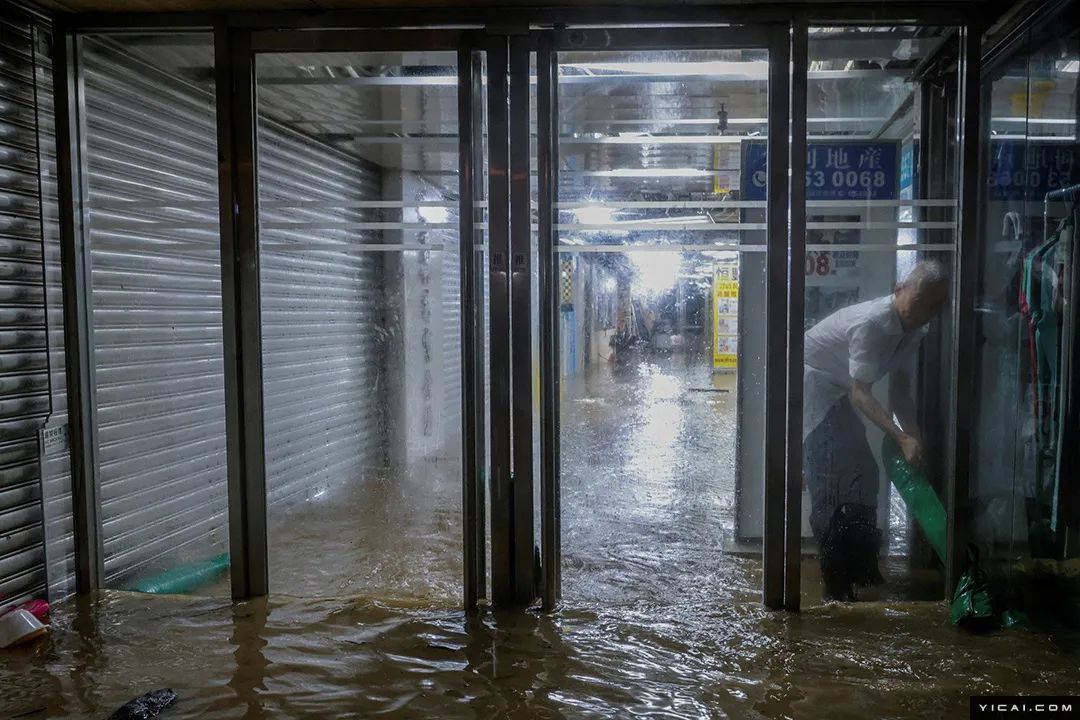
523, 27, 792, 609
66, 23, 791, 609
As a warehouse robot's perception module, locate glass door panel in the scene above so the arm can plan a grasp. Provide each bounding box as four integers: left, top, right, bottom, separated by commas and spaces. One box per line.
253, 46, 488, 602
797, 26, 961, 606
542, 31, 781, 607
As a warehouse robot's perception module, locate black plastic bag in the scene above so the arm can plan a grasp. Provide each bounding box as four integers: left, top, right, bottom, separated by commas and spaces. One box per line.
108, 689, 177, 720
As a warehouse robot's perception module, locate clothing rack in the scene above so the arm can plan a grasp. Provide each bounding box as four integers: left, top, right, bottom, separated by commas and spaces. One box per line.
1043, 183, 1080, 550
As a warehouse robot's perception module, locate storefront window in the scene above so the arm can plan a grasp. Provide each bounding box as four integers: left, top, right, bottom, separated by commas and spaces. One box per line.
972, 18, 1080, 601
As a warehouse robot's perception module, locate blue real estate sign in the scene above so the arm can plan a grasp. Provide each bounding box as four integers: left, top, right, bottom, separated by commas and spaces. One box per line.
988, 141, 1079, 201
899, 142, 917, 197
742, 141, 899, 201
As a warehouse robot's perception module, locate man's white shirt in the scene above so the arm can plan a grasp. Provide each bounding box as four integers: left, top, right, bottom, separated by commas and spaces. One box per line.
803, 294, 926, 438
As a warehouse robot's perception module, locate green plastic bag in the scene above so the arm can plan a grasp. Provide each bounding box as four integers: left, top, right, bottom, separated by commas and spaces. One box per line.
950, 545, 996, 629
128, 552, 229, 595
881, 436, 948, 563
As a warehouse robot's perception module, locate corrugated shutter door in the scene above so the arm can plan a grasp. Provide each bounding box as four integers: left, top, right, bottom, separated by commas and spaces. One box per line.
257, 125, 383, 505
441, 224, 462, 454
81, 37, 393, 583
81, 37, 230, 585
0, 10, 52, 602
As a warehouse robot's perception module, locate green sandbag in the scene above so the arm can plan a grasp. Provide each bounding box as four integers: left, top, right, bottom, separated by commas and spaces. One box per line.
128, 552, 230, 595
881, 436, 947, 563
950, 545, 996, 629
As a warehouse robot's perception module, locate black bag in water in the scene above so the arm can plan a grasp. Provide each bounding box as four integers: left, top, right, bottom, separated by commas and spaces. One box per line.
950, 545, 996, 631
108, 689, 177, 720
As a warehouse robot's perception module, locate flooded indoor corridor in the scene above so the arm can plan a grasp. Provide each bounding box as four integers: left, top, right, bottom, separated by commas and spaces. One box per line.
2, 4, 1080, 718
560, 359, 757, 607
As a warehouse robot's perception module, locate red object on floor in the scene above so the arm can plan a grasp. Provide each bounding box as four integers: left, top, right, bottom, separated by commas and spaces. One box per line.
0, 599, 49, 622
19, 599, 49, 622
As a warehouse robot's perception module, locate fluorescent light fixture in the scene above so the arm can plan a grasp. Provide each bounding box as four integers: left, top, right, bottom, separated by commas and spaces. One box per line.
628, 250, 681, 295
990, 117, 1076, 125
418, 205, 450, 224
573, 117, 883, 126
561, 60, 769, 77
991, 134, 1076, 141
588, 168, 716, 177
701, 250, 740, 260
648, 214, 711, 225
574, 206, 619, 224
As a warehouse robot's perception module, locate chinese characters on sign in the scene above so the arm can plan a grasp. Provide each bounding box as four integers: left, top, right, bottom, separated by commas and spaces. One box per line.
988, 141, 1079, 201
712, 263, 740, 371
741, 141, 899, 202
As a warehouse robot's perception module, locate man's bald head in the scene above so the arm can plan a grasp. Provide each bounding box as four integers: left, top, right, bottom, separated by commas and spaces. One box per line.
894, 260, 949, 330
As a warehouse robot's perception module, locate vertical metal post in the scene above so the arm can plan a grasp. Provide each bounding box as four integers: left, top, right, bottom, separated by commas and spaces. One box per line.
458, 42, 485, 612
486, 36, 514, 608
785, 18, 808, 613
215, 25, 269, 599
470, 50, 489, 602
946, 23, 983, 596
763, 25, 791, 611
537, 34, 560, 611
550, 51, 562, 606
509, 35, 536, 606
909, 77, 938, 574
53, 26, 104, 594
917, 79, 931, 224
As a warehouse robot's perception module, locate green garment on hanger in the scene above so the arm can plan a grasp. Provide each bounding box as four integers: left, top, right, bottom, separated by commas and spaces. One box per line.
1021, 217, 1073, 534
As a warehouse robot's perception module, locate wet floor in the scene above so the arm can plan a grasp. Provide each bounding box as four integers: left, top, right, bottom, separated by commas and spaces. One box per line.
4, 356, 1079, 718
4, 592, 1079, 719
560, 355, 757, 607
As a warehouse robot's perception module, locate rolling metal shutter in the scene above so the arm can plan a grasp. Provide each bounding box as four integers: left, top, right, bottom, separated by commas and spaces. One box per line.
83, 37, 388, 583
0, 9, 55, 603
257, 125, 383, 505
440, 228, 463, 453
82, 37, 230, 584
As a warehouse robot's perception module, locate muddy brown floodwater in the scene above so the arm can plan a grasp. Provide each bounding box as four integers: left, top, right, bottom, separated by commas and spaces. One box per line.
3, 357, 1078, 718
3, 593, 1079, 719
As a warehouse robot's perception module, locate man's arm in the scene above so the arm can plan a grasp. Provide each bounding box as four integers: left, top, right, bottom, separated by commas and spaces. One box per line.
850, 380, 923, 465
889, 370, 921, 440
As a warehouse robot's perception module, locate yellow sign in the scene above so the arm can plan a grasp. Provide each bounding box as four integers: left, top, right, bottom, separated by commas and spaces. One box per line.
712, 263, 739, 370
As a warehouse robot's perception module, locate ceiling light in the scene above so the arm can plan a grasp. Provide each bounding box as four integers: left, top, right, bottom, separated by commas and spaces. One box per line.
574, 206, 618, 225
418, 206, 450, 224
560, 60, 769, 77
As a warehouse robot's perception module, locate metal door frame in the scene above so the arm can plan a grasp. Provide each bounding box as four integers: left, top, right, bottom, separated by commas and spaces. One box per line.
51, 5, 985, 612
226, 28, 492, 608
532, 24, 793, 610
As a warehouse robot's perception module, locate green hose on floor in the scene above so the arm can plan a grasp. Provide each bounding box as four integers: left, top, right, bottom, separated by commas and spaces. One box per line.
881, 437, 947, 563
128, 552, 230, 595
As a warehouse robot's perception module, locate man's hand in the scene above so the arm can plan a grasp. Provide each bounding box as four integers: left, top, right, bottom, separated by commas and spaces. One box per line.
898, 433, 923, 467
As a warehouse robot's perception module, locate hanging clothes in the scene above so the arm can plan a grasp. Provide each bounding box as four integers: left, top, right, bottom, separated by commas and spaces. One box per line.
1018, 217, 1072, 547
1036, 227, 1066, 453
1050, 221, 1074, 531
1020, 219, 1072, 456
